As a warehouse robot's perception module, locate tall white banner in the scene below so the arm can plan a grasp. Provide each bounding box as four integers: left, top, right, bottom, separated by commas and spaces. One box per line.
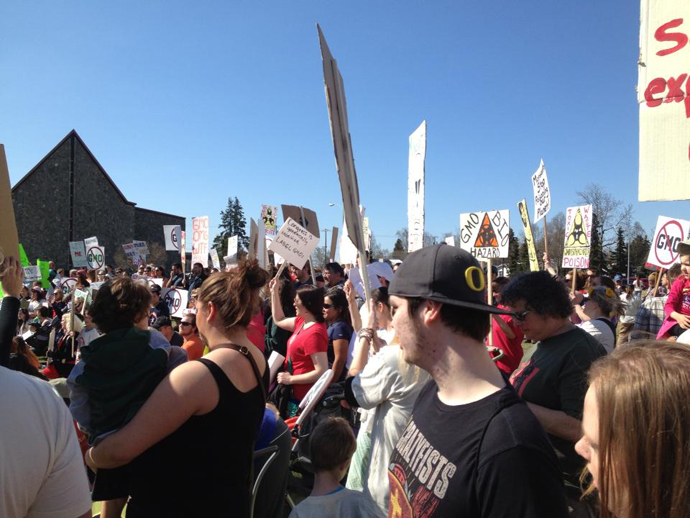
164, 225, 181, 251
408, 120, 427, 252
191, 216, 210, 266
531, 159, 551, 223
639, 0, 690, 201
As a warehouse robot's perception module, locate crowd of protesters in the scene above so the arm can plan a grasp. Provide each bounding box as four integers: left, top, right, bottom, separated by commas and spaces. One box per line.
1, 241, 690, 518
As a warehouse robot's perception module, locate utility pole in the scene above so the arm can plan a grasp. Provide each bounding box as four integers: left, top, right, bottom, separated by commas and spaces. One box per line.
323, 228, 330, 267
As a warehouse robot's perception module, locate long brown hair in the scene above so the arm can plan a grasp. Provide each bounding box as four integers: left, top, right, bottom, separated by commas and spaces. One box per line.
584, 341, 690, 518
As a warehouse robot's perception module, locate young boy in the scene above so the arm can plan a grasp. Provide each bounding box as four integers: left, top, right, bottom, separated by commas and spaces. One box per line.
289, 418, 383, 518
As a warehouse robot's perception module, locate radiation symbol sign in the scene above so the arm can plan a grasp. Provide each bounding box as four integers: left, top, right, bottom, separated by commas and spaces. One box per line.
562, 205, 592, 269
460, 210, 510, 259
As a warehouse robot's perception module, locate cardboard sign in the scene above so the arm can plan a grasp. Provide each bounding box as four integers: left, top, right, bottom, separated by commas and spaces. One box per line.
646, 215, 690, 268
459, 210, 510, 259
638, 1, 690, 201
531, 159, 551, 223
408, 120, 427, 252
133, 240, 149, 256
561, 205, 593, 269
70, 241, 88, 267
0, 144, 19, 263
191, 216, 209, 266
226, 235, 238, 263
517, 199, 540, 272
86, 246, 105, 270
161, 287, 189, 318
210, 248, 221, 270
281, 205, 320, 238
261, 205, 279, 236
23, 265, 41, 282
84, 236, 99, 248
444, 236, 456, 247
268, 217, 318, 269
164, 225, 181, 251
330, 227, 339, 262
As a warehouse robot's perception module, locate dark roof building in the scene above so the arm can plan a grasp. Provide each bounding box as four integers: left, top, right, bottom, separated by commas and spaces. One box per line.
12, 130, 185, 269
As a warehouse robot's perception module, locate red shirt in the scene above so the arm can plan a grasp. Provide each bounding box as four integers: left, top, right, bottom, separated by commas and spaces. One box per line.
285, 317, 328, 401
488, 304, 524, 375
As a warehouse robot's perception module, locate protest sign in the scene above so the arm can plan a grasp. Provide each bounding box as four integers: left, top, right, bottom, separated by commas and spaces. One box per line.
0, 144, 19, 263
517, 199, 540, 272
164, 225, 181, 251
329, 227, 339, 262
122, 243, 137, 260
36, 259, 51, 289
210, 248, 221, 270
638, 1, 690, 201
161, 287, 189, 318
248, 218, 259, 260
86, 246, 105, 270
133, 240, 149, 256
339, 219, 358, 266
226, 235, 238, 263
459, 210, 510, 259
181, 231, 186, 273
257, 218, 268, 268
261, 205, 278, 236
444, 236, 456, 247
60, 277, 77, 296
70, 241, 88, 267
23, 266, 41, 282
191, 216, 209, 266
561, 205, 593, 269
268, 217, 318, 269
84, 236, 99, 248
281, 205, 320, 238
74, 289, 90, 315
532, 159, 551, 223
646, 215, 690, 268
19, 244, 29, 267
348, 262, 395, 299
408, 120, 427, 252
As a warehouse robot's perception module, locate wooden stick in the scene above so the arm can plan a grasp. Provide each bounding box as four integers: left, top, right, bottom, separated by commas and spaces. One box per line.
273, 261, 287, 281
487, 259, 493, 347
572, 268, 577, 293
652, 267, 664, 297
70, 287, 76, 358
542, 217, 549, 257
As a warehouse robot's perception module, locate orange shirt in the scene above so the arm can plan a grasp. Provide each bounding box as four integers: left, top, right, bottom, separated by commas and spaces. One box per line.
182, 334, 204, 361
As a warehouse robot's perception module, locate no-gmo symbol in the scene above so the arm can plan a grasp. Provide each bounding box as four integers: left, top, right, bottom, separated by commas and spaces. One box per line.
164, 289, 182, 314
87, 247, 104, 269
654, 220, 684, 266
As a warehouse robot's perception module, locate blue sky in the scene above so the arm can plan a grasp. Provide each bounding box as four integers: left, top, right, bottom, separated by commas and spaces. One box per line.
2, 0, 689, 253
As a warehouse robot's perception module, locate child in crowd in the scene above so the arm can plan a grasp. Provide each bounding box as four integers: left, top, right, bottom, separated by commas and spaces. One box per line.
289, 418, 383, 518
657, 244, 690, 341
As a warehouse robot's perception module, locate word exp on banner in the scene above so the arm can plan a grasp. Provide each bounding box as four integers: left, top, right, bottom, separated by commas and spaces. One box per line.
561, 205, 593, 269
531, 159, 551, 223
268, 217, 318, 269
161, 287, 189, 318
646, 215, 690, 269
460, 210, 510, 259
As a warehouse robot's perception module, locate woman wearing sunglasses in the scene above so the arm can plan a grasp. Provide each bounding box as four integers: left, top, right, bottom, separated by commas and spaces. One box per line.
322, 287, 353, 383
502, 271, 607, 516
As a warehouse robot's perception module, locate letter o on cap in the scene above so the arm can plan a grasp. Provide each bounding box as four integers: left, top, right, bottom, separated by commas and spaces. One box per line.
465, 266, 485, 292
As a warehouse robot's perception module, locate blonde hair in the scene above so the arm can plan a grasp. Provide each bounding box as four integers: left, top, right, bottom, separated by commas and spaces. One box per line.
584, 341, 690, 518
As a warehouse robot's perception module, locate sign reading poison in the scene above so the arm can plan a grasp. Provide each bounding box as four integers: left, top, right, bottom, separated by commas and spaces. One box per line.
647, 215, 690, 268
561, 205, 593, 269
86, 246, 105, 270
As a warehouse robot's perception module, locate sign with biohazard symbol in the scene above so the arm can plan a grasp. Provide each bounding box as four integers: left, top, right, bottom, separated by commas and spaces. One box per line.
561, 204, 593, 269
646, 215, 690, 268
460, 210, 510, 259
261, 205, 278, 236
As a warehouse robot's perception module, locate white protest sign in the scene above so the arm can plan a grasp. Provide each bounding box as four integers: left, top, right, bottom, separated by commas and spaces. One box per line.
122, 243, 136, 259
638, 1, 690, 201
133, 240, 149, 256
227, 235, 238, 260
161, 287, 189, 318
180, 230, 186, 272
84, 236, 99, 248
210, 248, 221, 270
164, 225, 181, 251
268, 217, 318, 269
70, 241, 88, 267
192, 216, 210, 266
561, 205, 593, 269
408, 120, 427, 252
60, 277, 77, 296
531, 159, 551, 223
444, 236, 456, 247
339, 218, 358, 266
459, 210, 510, 259
86, 246, 105, 270
517, 199, 540, 272
646, 215, 690, 268
23, 265, 41, 282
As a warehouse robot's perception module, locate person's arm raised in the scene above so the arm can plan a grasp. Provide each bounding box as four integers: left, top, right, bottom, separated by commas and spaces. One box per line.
269, 278, 296, 332
344, 280, 362, 332
88, 360, 216, 469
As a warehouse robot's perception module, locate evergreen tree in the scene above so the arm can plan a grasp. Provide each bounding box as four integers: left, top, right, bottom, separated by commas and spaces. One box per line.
212, 197, 249, 254
391, 238, 406, 260
589, 213, 604, 271
612, 226, 628, 275
629, 234, 651, 275
507, 228, 520, 275
518, 237, 530, 274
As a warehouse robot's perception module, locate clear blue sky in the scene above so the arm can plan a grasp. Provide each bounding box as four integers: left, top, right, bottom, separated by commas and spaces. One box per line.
2, 0, 688, 253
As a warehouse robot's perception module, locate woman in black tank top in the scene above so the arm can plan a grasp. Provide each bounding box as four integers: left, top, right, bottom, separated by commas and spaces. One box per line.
88, 261, 270, 518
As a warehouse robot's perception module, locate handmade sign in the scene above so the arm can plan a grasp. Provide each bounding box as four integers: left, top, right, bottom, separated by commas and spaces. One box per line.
261, 205, 278, 236
339, 218, 358, 266
444, 236, 456, 247
19, 244, 29, 267
517, 199, 540, 272
408, 120, 427, 252
23, 266, 41, 282
329, 227, 339, 262
60, 277, 77, 296
281, 205, 320, 238
84, 236, 99, 248
36, 259, 51, 289
459, 210, 510, 259
0, 144, 19, 263
257, 218, 267, 268
561, 205, 593, 269
646, 215, 690, 268
70, 241, 88, 268
531, 159, 551, 223
86, 246, 105, 270
268, 217, 318, 269
181, 231, 186, 272
74, 289, 90, 315
122, 243, 136, 259
161, 287, 189, 318
133, 240, 149, 256
248, 218, 259, 261
227, 235, 238, 260
164, 225, 181, 251
638, 1, 690, 201
210, 248, 221, 270
191, 216, 209, 266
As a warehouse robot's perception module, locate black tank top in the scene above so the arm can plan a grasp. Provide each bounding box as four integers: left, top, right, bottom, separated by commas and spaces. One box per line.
127, 357, 269, 518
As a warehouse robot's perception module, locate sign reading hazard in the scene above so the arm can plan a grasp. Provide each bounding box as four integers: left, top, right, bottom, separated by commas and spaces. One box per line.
561, 205, 593, 269
646, 215, 690, 269
460, 210, 510, 259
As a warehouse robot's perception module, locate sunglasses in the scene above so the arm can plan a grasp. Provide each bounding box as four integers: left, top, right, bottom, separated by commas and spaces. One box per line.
513, 309, 532, 322
323, 303, 333, 309
180, 322, 193, 327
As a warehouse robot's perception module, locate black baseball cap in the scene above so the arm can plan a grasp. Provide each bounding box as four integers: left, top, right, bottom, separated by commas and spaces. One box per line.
677, 240, 690, 256
150, 284, 162, 294
152, 316, 172, 329
389, 243, 512, 315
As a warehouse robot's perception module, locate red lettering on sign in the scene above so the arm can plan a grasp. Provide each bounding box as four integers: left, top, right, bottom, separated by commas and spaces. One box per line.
645, 77, 667, 107
655, 18, 688, 57
665, 73, 688, 102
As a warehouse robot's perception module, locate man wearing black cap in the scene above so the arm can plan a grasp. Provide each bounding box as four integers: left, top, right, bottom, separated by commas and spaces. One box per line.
152, 316, 184, 347
386, 244, 568, 517
148, 284, 170, 326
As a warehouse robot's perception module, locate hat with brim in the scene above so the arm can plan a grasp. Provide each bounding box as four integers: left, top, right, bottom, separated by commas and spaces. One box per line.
389, 243, 513, 316
677, 240, 690, 257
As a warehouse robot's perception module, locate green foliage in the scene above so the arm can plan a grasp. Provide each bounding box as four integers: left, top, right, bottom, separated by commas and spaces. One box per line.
212, 197, 249, 254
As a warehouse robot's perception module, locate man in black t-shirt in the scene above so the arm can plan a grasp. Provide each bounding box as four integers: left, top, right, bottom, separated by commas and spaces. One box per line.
386, 244, 568, 517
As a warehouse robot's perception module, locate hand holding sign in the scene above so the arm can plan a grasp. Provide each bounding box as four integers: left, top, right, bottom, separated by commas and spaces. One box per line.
268, 218, 318, 269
